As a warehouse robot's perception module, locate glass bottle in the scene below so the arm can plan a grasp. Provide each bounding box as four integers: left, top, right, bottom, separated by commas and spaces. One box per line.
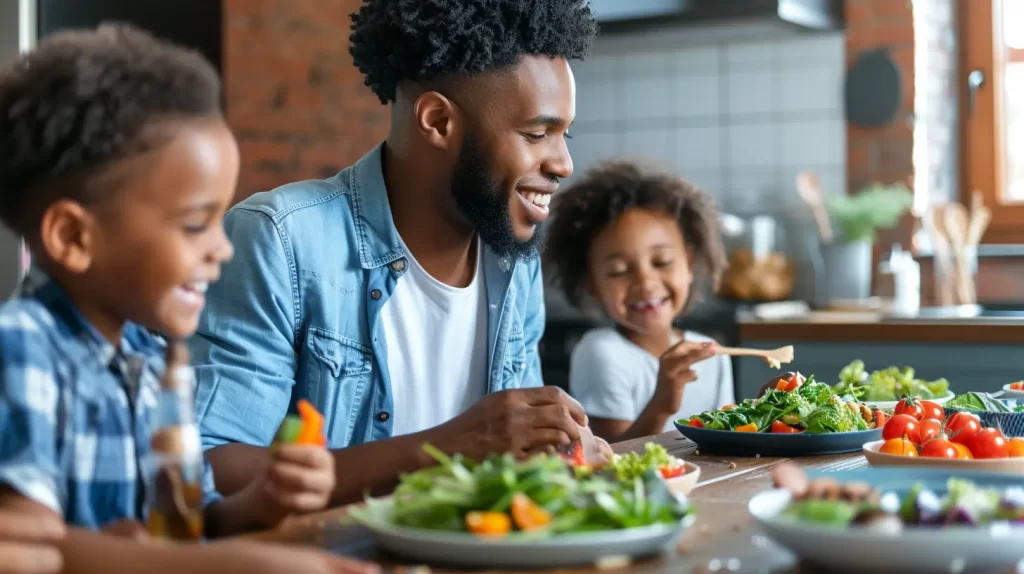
146, 342, 205, 541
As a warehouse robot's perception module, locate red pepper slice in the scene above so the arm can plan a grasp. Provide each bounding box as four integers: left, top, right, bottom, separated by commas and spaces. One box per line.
771, 420, 803, 434
687, 418, 704, 428
659, 463, 686, 479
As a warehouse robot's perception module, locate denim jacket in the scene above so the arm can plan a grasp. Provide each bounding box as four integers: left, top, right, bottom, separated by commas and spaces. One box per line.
190, 143, 545, 450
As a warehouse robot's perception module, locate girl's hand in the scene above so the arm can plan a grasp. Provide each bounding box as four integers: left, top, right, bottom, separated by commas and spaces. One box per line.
652, 341, 718, 414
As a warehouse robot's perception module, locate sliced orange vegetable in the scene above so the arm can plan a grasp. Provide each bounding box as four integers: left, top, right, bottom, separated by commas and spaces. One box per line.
721, 404, 737, 411
771, 420, 802, 434
687, 418, 704, 428
466, 511, 512, 537
510, 493, 552, 532
295, 399, 327, 446
735, 423, 758, 433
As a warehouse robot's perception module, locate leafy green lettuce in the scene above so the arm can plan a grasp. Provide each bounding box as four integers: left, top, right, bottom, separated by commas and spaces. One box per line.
834, 360, 949, 401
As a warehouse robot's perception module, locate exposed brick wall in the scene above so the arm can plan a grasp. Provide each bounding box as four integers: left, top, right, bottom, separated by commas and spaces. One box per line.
222, 0, 389, 202
844, 0, 915, 194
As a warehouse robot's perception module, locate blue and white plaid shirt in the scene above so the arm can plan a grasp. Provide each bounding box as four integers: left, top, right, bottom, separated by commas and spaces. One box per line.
0, 269, 221, 528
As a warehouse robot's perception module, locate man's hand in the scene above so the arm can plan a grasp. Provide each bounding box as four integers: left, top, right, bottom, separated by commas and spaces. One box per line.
428, 387, 588, 460
243, 444, 336, 528
0, 510, 65, 574
651, 341, 718, 414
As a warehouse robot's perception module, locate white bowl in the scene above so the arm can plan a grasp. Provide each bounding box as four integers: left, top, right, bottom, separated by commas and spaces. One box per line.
861, 390, 956, 410
663, 462, 701, 496
750, 488, 1024, 572
1002, 384, 1024, 400
862, 440, 1024, 475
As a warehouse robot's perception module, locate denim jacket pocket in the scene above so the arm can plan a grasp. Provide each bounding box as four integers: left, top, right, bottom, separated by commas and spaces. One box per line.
303, 328, 373, 446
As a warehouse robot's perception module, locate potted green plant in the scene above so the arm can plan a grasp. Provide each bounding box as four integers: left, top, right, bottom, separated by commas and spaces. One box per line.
819, 183, 913, 302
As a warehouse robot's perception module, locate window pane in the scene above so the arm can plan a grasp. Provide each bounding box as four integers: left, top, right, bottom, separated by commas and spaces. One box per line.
1001, 0, 1024, 200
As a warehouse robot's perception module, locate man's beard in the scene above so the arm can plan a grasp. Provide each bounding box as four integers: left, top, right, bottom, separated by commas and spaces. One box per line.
450, 136, 544, 262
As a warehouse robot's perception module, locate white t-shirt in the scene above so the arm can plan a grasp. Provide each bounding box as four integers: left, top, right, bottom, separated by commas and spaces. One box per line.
569, 328, 734, 432
381, 235, 488, 437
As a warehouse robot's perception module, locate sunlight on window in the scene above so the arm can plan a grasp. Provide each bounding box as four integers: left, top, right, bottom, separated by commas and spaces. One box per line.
1002, 0, 1024, 200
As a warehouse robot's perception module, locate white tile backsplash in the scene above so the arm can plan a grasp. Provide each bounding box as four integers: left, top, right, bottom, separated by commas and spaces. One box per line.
674, 75, 720, 118
575, 82, 620, 124
728, 123, 778, 168
676, 126, 722, 172
727, 71, 777, 115
624, 76, 672, 120
565, 31, 846, 215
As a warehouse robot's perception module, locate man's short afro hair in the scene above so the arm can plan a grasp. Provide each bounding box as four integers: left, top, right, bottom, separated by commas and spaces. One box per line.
0, 22, 221, 236
349, 0, 598, 104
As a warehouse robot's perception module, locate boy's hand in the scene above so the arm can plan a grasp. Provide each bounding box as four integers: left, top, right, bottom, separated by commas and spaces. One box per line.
0, 511, 65, 574
100, 519, 150, 542
214, 541, 379, 574
652, 341, 717, 414
249, 444, 336, 527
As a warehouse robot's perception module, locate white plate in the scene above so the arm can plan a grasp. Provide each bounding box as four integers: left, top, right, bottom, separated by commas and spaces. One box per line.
1002, 384, 1024, 399
750, 488, 1024, 572
863, 440, 1024, 475
861, 390, 956, 410
350, 499, 695, 568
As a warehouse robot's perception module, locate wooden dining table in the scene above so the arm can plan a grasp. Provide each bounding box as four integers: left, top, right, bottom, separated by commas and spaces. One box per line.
243, 432, 868, 573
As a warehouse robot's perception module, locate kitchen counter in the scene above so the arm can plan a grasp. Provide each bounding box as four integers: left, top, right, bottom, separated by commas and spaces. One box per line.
738, 311, 1024, 343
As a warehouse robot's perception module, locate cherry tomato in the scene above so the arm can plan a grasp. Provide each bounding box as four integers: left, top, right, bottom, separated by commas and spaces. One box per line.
917, 418, 943, 446
1008, 438, 1024, 458
879, 438, 918, 457
1010, 381, 1024, 391
894, 397, 924, 420
945, 412, 981, 445
883, 414, 921, 444
771, 420, 803, 434
964, 428, 1009, 459
920, 438, 958, 459
918, 400, 944, 421
735, 423, 758, 433
872, 409, 888, 429
659, 463, 687, 479
952, 442, 974, 460
688, 418, 704, 428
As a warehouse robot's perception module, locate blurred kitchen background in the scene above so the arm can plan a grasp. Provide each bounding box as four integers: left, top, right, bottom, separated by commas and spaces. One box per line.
3, 0, 1023, 398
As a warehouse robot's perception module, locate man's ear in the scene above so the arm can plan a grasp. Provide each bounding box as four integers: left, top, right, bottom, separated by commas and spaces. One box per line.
38, 199, 96, 275
413, 90, 463, 152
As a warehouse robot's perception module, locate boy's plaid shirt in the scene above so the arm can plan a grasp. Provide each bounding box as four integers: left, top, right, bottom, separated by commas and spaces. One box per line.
0, 269, 220, 528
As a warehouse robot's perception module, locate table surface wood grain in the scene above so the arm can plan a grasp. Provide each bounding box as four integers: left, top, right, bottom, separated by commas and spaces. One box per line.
239, 432, 871, 573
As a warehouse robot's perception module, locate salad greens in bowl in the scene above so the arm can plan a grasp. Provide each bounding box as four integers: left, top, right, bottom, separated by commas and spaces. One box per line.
834, 360, 951, 404
348, 444, 695, 568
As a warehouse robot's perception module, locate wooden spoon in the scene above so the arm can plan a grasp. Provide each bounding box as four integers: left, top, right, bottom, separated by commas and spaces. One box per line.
967, 190, 992, 247
716, 345, 794, 369
929, 204, 955, 306
944, 203, 974, 304
796, 171, 834, 243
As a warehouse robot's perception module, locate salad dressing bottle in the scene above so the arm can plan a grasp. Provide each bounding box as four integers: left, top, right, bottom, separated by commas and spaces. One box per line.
146, 342, 205, 541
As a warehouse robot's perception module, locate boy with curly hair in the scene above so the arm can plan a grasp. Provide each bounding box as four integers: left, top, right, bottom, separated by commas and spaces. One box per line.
545, 160, 734, 442
0, 23, 340, 541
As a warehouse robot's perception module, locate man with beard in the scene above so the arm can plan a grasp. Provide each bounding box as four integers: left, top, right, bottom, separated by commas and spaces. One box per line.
189, 0, 605, 505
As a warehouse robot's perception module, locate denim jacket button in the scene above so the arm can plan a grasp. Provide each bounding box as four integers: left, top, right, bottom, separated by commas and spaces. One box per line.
391, 259, 406, 272
377, 411, 390, 422
370, 289, 382, 300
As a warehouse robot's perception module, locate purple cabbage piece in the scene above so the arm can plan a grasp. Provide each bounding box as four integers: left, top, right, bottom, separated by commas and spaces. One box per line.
914, 489, 944, 525
998, 487, 1024, 522
943, 504, 978, 526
